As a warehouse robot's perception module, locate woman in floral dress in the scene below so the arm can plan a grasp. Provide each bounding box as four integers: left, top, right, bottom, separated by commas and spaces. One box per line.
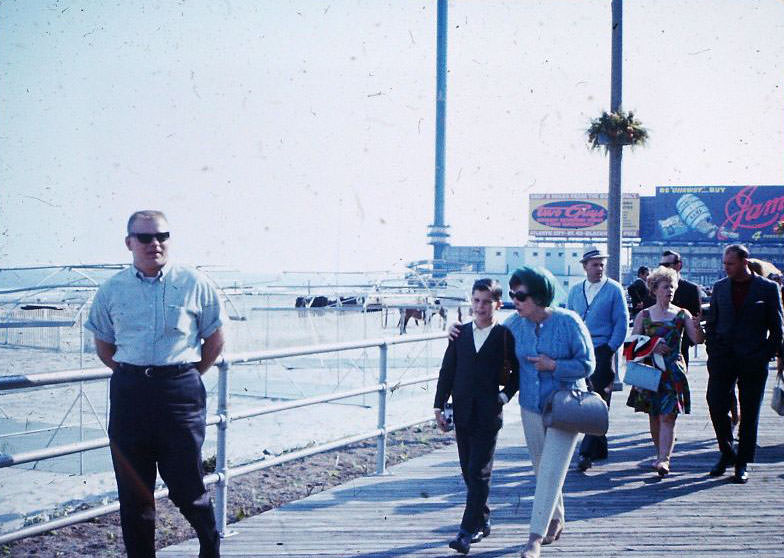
626, 266, 704, 476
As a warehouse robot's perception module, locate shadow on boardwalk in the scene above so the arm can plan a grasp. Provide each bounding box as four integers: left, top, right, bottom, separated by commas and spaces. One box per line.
160, 359, 784, 557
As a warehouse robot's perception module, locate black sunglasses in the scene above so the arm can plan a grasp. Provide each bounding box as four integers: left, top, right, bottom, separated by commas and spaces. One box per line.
130, 232, 170, 244
509, 290, 530, 302
658, 261, 678, 268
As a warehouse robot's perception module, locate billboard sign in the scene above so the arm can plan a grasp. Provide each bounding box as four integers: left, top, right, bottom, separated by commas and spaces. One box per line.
653, 185, 784, 243
529, 193, 640, 238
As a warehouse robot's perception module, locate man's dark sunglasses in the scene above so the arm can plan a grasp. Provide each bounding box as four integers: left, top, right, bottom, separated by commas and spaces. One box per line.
509, 290, 530, 302
130, 232, 170, 244
658, 261, 678, 268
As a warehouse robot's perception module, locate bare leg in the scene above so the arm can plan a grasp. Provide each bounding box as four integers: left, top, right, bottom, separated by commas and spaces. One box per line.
656, 414, 677, 475
649, 414, 660, 466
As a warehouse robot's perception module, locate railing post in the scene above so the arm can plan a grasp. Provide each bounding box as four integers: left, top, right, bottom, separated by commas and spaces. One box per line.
78, 311, 84, 475
375, 343, 388, 475
214, 360, 230, 537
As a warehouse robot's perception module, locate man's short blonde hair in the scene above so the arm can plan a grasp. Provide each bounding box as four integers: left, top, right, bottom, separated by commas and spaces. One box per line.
127, 210, 168, 234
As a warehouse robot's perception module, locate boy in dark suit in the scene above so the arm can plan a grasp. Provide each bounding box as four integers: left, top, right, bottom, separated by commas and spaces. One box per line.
434, 279, 519, 554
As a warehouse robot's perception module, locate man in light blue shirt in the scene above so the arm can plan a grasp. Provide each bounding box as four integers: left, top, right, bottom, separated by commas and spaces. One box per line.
86, 210, 225, 558
567, 247, 629, 471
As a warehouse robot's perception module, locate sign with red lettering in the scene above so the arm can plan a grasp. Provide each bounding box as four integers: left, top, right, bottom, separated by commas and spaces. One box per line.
529, 193, 640, 238
653, 185, 784, 244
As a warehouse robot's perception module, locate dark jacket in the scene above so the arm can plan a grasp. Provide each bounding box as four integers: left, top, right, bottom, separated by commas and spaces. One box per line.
706, 275, 784, 364
673, 277, 703, 348
627, 277, 654, 313
433, 323, 519, 431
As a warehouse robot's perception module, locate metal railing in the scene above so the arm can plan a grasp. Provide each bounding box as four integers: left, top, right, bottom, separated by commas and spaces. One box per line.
0, 331, 447, 544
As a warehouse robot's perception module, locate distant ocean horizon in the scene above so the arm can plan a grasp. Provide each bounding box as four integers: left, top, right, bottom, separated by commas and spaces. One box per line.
0, 265, 411, 293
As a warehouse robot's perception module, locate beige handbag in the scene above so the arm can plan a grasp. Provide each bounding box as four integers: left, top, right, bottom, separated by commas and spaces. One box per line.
624, 360, 662, 392
542, 388, 609, 436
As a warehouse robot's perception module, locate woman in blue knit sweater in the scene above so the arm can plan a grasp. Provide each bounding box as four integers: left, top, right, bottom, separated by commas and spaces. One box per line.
504, 267, 595, 558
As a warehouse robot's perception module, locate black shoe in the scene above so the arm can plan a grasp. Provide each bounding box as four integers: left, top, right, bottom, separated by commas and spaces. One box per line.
577, 456, 592, 472
732, 464, 749, 484
709, 451, 736, 477
470, 521, 491, 543
449, 532, 471, 554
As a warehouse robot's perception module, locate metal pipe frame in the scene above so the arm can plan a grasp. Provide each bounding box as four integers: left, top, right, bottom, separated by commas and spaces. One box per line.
0, 438, 109, 468
0, 333, 445, 392
376, 343, 389, 475
0, 368, 110, 390
0, 332, 447, 543
214, 360, 230, 535
226, 332, 445, 364
229, 383, 383, 422
0, 415, 435, 545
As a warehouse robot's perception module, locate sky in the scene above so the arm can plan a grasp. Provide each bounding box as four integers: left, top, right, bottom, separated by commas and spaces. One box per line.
1, 0, 783, 273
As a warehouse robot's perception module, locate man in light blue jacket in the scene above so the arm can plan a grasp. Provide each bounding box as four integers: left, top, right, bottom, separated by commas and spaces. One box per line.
567, 247, 629, 471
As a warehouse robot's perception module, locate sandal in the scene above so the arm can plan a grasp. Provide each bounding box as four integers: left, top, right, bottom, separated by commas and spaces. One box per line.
520, 540, 541, 558
542, 519, 563, 545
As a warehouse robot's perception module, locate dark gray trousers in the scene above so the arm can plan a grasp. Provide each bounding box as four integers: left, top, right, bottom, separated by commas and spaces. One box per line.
579, 344, 614, 460
455, 424, 498, 534
109, 365, 219, 558
707, 355, 768, 465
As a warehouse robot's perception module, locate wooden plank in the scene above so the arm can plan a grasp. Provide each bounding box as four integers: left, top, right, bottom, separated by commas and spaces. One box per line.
160, 357, 784, 557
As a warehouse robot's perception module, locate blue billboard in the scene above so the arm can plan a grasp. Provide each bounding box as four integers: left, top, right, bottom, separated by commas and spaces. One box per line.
653, 185, 784, 244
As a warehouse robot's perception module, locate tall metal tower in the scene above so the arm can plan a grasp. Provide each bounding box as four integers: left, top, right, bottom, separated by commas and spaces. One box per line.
427, 0, 450, 278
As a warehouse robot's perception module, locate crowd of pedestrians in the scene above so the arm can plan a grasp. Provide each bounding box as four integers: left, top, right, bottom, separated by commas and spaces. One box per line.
84, 210, 783, 558
434, 245, 783, 557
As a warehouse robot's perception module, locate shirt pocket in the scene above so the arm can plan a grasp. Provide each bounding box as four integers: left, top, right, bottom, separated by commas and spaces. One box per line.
165, 304, 194, 336
746, 299, 766, 322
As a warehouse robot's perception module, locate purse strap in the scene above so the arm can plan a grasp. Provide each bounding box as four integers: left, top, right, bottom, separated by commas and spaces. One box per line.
500, 329, 511, 386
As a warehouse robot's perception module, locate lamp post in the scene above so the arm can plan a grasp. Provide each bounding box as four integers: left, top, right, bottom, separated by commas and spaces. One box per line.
607, 0, 623, 282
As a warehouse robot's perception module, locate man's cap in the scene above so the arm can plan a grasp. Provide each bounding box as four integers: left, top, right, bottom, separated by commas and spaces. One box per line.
580, 246, 609, 263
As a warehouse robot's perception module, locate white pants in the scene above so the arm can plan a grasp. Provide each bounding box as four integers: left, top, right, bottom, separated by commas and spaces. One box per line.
521, 407, 579, 537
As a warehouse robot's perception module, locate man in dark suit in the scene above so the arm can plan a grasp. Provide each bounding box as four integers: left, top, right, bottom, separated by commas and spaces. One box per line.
660, 250, 703, 366
627, 266, 654, 317
434, 279, 519, 555
705, 244, 784, 483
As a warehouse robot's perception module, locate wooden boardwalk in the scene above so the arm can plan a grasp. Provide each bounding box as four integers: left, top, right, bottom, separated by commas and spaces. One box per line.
160, 356, 784, 557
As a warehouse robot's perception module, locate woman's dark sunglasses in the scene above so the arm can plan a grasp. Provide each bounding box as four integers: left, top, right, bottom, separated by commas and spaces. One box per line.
130, 232, 170, 244
509, 290, 530, 302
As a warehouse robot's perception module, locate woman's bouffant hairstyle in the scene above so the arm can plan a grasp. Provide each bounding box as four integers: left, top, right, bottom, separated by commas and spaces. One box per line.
509, 266, 556, 307
747, 258, 764, 276
647, 265, 679, 293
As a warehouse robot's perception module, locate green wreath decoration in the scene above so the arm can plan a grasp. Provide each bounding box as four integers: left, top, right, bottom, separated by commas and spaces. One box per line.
586, 109, 648, 151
